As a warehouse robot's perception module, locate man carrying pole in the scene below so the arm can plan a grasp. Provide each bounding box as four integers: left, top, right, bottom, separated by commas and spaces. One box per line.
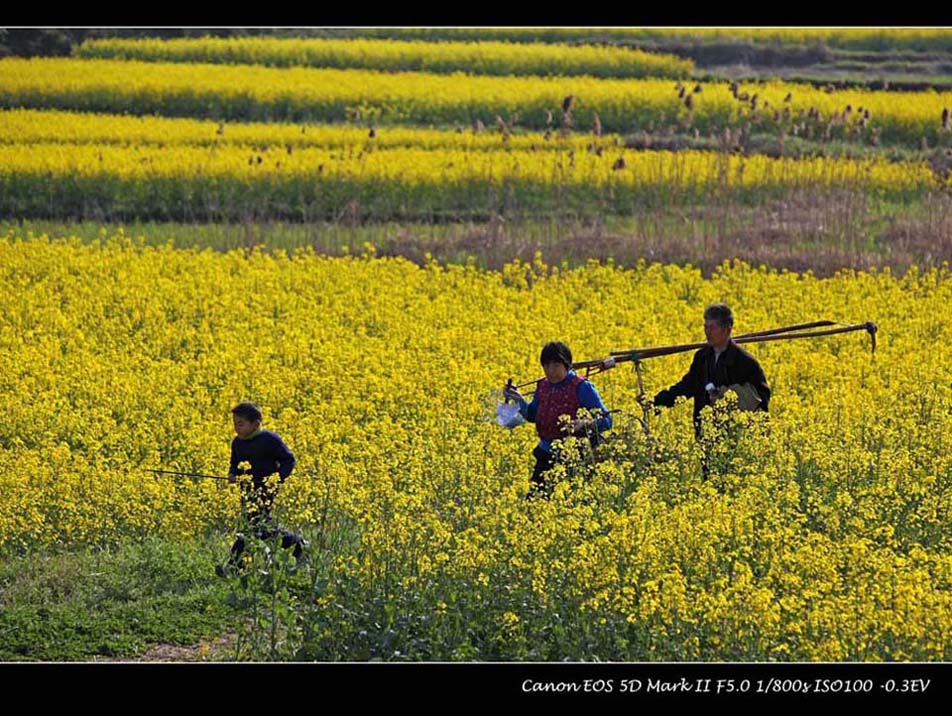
651, 303, 771, 436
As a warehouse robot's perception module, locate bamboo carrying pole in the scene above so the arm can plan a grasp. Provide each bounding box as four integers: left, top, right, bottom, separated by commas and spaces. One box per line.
510, 321, 877, 392
611, 321, 877, 362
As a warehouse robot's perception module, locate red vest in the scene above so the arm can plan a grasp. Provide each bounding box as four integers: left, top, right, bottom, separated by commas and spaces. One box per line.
535, 374, 586, 440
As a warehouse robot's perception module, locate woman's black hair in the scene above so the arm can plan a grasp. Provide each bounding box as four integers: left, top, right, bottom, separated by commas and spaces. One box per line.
540, 341, 572, 369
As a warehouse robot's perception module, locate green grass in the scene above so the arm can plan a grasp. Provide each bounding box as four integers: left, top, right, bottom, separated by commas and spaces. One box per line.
0, 535, 237, 660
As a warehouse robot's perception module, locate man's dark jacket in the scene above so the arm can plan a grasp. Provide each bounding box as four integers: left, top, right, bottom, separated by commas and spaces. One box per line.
653, 339, 771, 424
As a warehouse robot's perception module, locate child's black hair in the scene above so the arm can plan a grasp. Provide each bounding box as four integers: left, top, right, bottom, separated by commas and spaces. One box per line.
231, 402, 262, 423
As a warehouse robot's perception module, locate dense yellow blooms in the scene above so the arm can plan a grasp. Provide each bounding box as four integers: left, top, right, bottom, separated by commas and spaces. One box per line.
0, 140, 938, 220
2, 233, 952, 660
3, 39, 951, 660
0, 109, 620, 152
74, 37, 694, 79
2, 59, 950, 142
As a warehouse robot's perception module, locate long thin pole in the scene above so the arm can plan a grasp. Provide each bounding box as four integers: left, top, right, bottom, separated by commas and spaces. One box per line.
146, 468, 231, 481
145, 468, 322, 481
509, 321, 877, 392
611, 321, 877, 361
735, 320, 836, 340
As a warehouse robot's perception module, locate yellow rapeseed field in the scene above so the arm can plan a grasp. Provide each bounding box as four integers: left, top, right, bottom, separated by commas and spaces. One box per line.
2, 58, 950, 143
0, 108, 620, 151
2, 233, 951, 659
74, 36, 694, 79
1, 140, 939, 220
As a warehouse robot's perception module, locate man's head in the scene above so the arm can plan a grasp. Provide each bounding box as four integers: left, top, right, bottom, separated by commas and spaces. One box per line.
703, 303, 734, 350
540, 341, 572, 383
232, 402, 262, 439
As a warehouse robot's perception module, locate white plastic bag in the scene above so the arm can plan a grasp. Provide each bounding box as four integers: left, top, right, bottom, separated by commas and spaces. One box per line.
496, 402, 526, 429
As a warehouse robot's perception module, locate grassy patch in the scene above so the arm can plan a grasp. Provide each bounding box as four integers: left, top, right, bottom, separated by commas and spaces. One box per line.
0, 535, 237, 660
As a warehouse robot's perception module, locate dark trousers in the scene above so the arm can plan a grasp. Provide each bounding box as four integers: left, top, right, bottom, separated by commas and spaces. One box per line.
229, 524, 305, 565
529, 434, 602, 498
529, 445, 558, 497
695, 409, 770, 481
228, 492, 305, 566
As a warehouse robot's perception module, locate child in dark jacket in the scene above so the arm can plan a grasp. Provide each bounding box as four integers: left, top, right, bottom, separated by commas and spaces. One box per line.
216, 402, 306, 576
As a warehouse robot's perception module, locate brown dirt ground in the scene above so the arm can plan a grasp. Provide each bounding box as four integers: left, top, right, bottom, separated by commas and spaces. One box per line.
90, 633, 237, 662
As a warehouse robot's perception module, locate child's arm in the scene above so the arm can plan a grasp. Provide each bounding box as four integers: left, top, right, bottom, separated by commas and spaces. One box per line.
272, 434, 296, 481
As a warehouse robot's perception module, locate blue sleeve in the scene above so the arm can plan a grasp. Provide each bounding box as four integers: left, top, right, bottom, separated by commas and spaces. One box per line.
519, 390, 539, 423
271, 434, 296, 480
578, 381, 613, 432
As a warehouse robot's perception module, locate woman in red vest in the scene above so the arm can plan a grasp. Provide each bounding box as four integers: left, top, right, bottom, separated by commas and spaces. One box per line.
504, 341, 613, 496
